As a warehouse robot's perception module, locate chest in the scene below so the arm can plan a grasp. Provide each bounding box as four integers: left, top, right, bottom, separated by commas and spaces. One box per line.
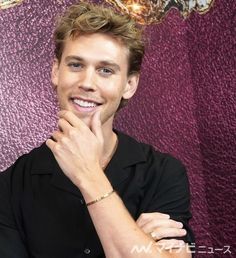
19, 169, 144, 257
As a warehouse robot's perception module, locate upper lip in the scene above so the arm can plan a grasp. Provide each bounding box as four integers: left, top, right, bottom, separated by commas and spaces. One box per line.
70, 96, 103, 105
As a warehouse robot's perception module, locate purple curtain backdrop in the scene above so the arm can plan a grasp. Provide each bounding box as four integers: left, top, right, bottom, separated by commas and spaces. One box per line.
0, 0, 235, 257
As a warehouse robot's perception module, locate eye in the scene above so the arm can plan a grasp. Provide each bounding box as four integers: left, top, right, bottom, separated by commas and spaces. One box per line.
98, 67, 114, 77
68, 62, 83, 71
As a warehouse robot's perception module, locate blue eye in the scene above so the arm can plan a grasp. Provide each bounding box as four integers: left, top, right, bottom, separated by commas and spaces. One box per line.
99, 68, 114, 76
68, 63, 83, 70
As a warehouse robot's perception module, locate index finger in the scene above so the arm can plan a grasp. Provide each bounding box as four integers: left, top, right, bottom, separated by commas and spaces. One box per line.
58, 110, 86, 128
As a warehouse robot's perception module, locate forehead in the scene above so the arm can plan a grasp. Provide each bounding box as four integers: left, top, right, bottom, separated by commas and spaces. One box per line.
61, 33, 129, 66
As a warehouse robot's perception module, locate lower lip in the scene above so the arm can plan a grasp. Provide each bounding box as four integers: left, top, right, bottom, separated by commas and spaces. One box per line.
72, 101, 100, 113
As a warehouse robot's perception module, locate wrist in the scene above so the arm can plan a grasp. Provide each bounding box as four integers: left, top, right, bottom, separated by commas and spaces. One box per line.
86, 189, 116, 206
72, 164, 103, 187
78, 169, 113, 204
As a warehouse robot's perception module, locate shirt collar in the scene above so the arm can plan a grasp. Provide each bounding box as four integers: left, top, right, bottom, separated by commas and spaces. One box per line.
30, 130, 147, 197
110, 130, 147, 168
104, 130, 147, 188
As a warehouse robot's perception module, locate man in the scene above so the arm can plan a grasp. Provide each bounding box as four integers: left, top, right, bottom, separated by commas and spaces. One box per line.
0, 2, 194, 257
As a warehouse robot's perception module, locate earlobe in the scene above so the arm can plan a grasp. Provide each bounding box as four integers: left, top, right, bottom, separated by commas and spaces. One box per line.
122, 74, 139, 100
51, 59, 59, 89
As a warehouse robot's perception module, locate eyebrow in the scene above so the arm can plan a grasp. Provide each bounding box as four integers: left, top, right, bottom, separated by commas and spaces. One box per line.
65, 55, 121, 71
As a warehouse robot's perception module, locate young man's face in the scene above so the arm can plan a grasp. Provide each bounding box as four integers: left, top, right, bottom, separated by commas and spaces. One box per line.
52, 33, 139, 129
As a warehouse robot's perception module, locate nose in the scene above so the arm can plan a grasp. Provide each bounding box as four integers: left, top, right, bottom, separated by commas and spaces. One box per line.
78, 67, 96, 91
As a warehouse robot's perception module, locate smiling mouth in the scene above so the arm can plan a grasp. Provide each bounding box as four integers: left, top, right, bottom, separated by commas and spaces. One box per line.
71, 98, 102, 109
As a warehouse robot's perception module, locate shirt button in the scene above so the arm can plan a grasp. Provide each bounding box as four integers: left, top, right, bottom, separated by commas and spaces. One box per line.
80, 199, 84, 205
84, 248, 91, 254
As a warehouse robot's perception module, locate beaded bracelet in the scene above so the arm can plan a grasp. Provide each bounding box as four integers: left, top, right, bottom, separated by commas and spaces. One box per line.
86, 189, 115, 206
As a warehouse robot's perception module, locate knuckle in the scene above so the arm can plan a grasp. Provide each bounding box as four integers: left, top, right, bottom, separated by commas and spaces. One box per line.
139, 213, 146, 220
63, 110, 69, 116
53, 143, 61, 153
154, 231, 162, 239
52, 131, 57, 137
68, 128, 77, 137
60, 136, 68, 144
150, 219, 159, 228
176, 228, 186, 235
52, 132, 59, 141
170, 219, 177, 226
58, 118, 64, 126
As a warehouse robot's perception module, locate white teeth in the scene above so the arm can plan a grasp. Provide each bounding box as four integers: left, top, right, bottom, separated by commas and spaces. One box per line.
73, 99, 98, 108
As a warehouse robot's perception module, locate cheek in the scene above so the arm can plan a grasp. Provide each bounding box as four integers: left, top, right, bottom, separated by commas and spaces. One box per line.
103, 88, 123, 103
57, 77, 75, 93
58, 69, 78, 86
102, 79, 126, 99
55, 81, 71, 101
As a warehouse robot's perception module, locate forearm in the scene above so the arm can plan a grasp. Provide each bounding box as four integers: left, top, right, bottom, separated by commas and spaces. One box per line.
80, 174, 188, 258
84, 188, 161, 257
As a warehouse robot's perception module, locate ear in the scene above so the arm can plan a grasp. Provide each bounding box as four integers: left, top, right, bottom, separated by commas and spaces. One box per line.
122, 73, 140, 100
51, 59, 59, 89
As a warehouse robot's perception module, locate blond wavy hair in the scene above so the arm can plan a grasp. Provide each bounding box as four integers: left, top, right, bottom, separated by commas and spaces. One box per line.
54, 1, 145, 75
53, 1, 145, 108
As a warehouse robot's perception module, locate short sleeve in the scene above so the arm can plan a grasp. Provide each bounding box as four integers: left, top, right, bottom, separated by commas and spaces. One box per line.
139, 152, 195, 244
0, 168, 29, 258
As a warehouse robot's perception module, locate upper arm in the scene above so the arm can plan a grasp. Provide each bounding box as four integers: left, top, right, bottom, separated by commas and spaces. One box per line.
139, 152, 195, 245
0, 169, 29, 257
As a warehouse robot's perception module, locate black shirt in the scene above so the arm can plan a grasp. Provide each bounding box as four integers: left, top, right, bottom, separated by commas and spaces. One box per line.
0, 131, 194, 258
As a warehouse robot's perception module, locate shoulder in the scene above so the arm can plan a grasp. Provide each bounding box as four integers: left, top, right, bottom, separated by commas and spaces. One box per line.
0, 142, 54, 183
116, 130, 186, 174
117, 132, 192, 215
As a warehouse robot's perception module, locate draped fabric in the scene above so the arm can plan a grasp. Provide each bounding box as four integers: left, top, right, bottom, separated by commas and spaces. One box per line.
0, 0, 235, 257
